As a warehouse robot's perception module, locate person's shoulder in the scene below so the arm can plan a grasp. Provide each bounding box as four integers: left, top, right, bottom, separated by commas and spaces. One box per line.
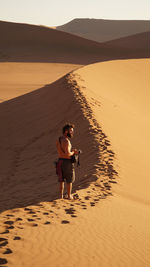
61, 136, 69, 144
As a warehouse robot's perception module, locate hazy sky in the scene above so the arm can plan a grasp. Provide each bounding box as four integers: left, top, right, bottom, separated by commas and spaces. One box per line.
0, 0, 150, 26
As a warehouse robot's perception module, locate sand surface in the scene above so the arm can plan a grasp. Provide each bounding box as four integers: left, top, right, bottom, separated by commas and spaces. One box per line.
1, 59, 150, 267
0, 63, 80, 102
0, 20, 150, 267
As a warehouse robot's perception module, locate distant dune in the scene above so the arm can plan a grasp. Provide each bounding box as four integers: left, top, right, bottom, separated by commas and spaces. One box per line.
1, 20, 150, 65
0, 20, 106, 64
57, 18, 150, 43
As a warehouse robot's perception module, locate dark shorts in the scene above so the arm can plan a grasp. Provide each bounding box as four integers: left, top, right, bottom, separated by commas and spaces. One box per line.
56, 158, 75, 183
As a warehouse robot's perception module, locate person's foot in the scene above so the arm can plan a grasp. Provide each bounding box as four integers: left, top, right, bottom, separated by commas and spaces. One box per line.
60, 194, 63, 199
64, 193, 68, 199
68, 195, 74, 200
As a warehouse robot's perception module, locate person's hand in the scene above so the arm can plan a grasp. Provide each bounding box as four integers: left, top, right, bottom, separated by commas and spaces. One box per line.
73, 149, 78, 155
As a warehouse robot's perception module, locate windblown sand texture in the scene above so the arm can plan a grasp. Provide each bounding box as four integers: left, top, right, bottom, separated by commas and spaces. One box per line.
0, 20, 150, 267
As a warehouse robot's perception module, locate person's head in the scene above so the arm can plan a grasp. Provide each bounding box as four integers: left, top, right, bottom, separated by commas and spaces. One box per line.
62, 123, 75, 138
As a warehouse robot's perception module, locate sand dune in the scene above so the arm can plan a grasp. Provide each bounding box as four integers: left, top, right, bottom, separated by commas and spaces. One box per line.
1, 20, 150, 65
104, 30, 150, 50
1, 59, 150, 267
1, 20, 150, 103
0, 68, 117, 266
73, 59, 150, 203
0, 20, 106, 64
57, 18, 150, 42
0, 72, 116, 212
0, 63, 81, 102
0, 20, 150, 267
71, 59, 150, 265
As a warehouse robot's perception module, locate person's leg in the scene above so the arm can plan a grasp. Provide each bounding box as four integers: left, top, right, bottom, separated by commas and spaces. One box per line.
59, 182, 64, 198
66, 183, 73, 199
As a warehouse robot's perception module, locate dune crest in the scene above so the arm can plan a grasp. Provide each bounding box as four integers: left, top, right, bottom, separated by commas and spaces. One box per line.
73, 59, 150, 203
57, 18, 150, 42
0, 72, 117, 213
1, 20, 150, 64
0, 62, 81, 102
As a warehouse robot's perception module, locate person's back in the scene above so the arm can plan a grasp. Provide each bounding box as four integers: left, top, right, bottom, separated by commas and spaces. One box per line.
56, 136, 72, 159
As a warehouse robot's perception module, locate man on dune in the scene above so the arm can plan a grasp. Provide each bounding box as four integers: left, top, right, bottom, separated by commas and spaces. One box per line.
56, 123, 78, 199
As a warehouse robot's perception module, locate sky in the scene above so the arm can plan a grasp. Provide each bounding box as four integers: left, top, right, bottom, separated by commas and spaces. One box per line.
0, 0, 150, 27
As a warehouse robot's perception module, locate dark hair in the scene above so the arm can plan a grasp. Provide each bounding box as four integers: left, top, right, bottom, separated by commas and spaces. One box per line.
62, 123, 75, 134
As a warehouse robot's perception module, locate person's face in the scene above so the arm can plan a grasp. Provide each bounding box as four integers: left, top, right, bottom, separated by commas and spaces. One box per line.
67, 127, 74, 138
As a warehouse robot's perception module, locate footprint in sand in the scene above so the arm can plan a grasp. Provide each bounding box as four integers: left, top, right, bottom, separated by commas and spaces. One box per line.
90, 202, 95, 207
28, 211, 36, 214
61, 220, 70, 224
27, 218, 35, 222
24, 208, 32, 211
4, 221, 14, 226
3, 248, 13, 254
44, 221, 51, 225
31, 223, 38, 227
7, 226, 14, 230
65, 208, 76, 215
109, 180, 117, 184
0, 238, 8, 248
93, 198, 99, 202
16, 218, 23, 221
81, 202, 87, 206
0, 229, 9, 234
0, 257, 8, 265
0, 238, 7, 242
84, 196, 90, 200
13, 236, 21, 240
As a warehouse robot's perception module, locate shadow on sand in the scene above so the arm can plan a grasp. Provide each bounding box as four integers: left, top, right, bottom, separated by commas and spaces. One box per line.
0, 73, 117, 213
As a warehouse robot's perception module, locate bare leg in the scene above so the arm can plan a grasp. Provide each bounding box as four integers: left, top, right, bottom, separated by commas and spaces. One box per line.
59, 182, 64, 198
66, 183, 73, 199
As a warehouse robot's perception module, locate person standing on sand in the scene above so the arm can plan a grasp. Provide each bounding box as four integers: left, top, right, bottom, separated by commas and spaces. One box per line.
56, 123, 78, 200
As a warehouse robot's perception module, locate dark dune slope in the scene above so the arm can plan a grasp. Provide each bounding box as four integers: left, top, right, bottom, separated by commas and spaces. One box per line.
57, 18, 150, 43
0, 20, 150, 64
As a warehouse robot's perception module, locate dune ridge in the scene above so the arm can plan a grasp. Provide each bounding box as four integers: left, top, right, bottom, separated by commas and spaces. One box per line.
0, 72, 117, 213
1, 20, 150, 65
57, 18, 150, 42
0, 20, 107, 64
0, 69, 118, 266
0, 62, 81, 102
73, 59, 150, 208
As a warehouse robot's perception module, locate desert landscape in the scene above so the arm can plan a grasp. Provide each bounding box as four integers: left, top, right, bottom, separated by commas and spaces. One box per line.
0, 18, 150, 267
